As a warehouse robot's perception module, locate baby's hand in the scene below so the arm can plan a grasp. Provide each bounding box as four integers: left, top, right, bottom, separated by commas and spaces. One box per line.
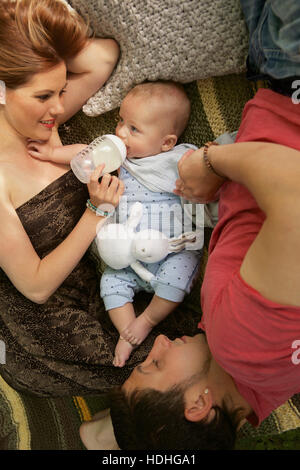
27, 139, 54, 161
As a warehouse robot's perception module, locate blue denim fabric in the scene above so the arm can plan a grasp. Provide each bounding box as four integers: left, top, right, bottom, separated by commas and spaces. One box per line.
240, 0, 300, 80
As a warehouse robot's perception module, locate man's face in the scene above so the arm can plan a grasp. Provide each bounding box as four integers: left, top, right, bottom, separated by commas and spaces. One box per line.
123, 334, 211, 394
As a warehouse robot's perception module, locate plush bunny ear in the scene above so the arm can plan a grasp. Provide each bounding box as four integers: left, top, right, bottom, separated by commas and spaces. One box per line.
168, 231, 204, 253
126, 202, 143, 229
0, 81, 6, 105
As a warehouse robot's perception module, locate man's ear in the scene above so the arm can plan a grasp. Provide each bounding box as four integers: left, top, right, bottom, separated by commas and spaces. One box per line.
161, 134, 177, 152
184, 388, 215, 423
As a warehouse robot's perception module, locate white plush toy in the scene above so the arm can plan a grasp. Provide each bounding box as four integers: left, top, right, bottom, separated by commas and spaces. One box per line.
96, 202, 202, 283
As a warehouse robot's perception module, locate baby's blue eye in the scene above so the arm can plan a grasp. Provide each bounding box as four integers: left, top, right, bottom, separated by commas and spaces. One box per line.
130, 125, 138, 133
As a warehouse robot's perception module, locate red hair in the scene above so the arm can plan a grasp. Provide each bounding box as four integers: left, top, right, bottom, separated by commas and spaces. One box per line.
0, 0, 89, 88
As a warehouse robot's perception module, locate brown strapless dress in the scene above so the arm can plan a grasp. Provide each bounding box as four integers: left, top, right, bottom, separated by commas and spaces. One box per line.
0, 170, 200, 397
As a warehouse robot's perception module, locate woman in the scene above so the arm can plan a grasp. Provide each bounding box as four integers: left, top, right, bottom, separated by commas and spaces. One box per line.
0, 0, 199, 397
88, 87, 300, 450
0, 0, 126, 396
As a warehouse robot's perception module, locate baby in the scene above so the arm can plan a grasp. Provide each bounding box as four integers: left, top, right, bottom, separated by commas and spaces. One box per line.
28, 81, 202, 367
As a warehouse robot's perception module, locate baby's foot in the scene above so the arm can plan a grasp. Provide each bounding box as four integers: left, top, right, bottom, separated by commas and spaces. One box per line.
121, 313, 155, 346
113, 336, 135, 367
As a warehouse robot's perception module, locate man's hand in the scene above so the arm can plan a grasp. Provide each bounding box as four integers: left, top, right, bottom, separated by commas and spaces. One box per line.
174, 148, 226, 203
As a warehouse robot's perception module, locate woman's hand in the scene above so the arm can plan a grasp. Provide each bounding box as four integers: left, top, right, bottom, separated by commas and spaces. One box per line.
174, 148, 226, 203
87, 164, 124, 212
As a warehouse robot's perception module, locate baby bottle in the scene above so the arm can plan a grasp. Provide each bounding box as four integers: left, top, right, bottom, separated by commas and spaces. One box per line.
70, 134, 127, 183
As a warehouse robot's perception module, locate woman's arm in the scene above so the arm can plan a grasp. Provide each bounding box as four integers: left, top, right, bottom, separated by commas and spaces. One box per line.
58, 38, 119, 124
0, 166, 124, 304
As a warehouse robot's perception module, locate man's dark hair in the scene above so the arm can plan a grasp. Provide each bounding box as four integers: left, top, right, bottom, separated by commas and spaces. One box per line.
109, 384, 241, 450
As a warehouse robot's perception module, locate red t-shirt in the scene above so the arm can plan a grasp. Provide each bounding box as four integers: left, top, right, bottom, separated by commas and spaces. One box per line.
199, 89, 300, 426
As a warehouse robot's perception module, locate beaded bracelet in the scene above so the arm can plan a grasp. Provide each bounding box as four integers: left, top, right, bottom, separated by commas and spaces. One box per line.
203, 141, 225, 178
86, 199, 115, 217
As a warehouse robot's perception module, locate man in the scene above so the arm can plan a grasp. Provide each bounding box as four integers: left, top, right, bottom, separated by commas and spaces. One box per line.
80, 88, 300, 450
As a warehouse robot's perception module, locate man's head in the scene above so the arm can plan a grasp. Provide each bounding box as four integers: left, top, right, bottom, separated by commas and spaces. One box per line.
123, 334, 211, 397
115, 81, 191, 158
109, 334, 241, 449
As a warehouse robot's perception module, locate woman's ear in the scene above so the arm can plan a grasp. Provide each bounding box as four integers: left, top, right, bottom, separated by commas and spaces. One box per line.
184, 387, 215, 423
161, 134, 177, 152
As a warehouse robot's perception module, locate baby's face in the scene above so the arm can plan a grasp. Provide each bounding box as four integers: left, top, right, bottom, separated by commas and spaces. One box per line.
115, 93, 171, 159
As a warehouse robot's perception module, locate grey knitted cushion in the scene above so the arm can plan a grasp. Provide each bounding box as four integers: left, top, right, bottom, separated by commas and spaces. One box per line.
69, 0, 249, 116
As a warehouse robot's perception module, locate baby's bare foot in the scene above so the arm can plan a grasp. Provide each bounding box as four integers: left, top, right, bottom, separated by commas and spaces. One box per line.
113, 336, 135, 367
122, 313, 155, 346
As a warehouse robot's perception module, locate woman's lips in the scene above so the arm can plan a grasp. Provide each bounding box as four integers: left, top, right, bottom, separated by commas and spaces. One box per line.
40, 119, 55, 129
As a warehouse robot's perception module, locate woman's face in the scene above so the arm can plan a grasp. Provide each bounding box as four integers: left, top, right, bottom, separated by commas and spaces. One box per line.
4, 62, 67, 141
123, 334, 211, 393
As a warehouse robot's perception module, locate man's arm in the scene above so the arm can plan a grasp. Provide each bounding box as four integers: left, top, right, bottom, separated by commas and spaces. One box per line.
176, 142, 300, 306
208, 142, 299, 215
208, 142, 300, 307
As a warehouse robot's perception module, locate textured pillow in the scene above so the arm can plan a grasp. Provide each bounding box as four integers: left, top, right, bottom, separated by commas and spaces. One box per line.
68, 0, 249, 116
